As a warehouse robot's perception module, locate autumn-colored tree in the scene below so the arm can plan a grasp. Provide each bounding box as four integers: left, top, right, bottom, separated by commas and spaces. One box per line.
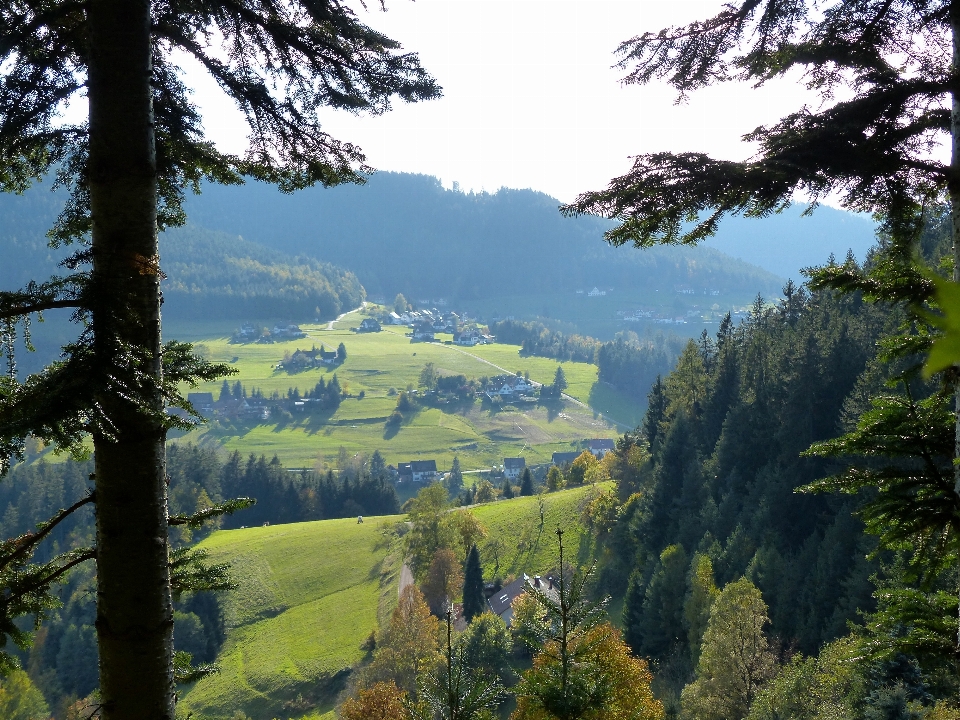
422, 548, 465, 616
683, 555, 719, 664
512, 624, 664, 720
745, 637, 861, 720
474, 479, 497, 504
584, 452, 615, 486
568, 452, 597, 487
449, 510, 488, 560
360, 585, 442, 694
680, 578, 778, 720
406, 483, 456, 578
512, 529, 609, 720
0, 669, 50, 720
580, 487, 619, 536
340, 681, 411, 720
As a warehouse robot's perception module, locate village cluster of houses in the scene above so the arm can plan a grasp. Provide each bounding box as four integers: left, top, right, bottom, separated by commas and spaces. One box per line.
395, 439, 617, 487
384, 307, 494, 346
675, 286, 722, 296
616, 306, 752, 326
575, 287, 612, 297
232, 323, 307, 343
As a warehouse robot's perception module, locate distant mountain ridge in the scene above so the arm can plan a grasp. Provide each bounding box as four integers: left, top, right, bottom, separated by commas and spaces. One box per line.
184, 173, 786, 303
184, 172, 876, 299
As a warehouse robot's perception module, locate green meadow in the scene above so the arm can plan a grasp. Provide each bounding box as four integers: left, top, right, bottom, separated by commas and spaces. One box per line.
178, 515, 403, 720
171, 310, 640, 470
179, 485, 602, 720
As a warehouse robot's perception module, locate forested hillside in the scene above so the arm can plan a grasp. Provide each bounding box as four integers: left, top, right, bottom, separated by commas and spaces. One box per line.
0, 189, 365, 325
611, 284, 887, 666
183, 172, 786, 302
161, 226, 364, 321
591, 250, 959, 713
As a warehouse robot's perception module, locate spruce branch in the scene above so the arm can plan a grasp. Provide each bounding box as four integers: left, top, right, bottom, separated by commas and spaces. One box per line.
168, 497, 255, 528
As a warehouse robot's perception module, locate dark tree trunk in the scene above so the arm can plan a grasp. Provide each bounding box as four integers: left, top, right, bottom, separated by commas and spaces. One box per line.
952, 6, 960, 654
87, 0, 175, 717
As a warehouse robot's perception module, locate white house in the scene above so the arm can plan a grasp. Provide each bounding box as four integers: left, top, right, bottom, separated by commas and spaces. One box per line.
589, 439, 615, 458
410, 460, 438, 483
503, 457, 526, 480
455, 328, 482, 346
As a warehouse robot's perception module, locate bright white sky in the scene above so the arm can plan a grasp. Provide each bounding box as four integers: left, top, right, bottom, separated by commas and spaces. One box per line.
182, 0, 819, 203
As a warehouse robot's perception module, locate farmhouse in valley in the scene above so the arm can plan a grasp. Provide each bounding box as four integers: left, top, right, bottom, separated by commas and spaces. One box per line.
187, 392, 215, 415
400, 460, 438, 483
589, 439, 616, 458
503, 457, 526, 481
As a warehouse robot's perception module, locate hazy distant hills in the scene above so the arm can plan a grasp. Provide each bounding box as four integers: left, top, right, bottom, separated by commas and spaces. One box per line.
701, 205, 877, 280
185, 172, 876, 298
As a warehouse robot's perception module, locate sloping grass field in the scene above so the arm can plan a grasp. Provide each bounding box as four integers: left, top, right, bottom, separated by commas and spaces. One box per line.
179, 516, 403, 720
178, 485, 602, 720
171, 310, 640, 470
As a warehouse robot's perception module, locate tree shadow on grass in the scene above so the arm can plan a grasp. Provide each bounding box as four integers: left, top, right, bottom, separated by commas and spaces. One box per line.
382, 421, 401, 440
538, 398, 563, 423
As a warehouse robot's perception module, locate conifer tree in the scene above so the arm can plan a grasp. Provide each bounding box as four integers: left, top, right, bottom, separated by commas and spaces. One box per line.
461, 544, 485, 623
519, 468, 534, 496
553, 366, 568, 395
447, 456, 464, 495
0, 2, 439, 718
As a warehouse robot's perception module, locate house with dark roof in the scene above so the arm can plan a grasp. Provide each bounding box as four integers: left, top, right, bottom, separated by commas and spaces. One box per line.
488, 573, 560, 626
397, 462, 413, 483
412, 323, 435, 341
409, 460, 438, 483
588, 439, 616, 458
503, 457, 526, 481
359, 318, 381, 332
551, 451, 580, 467
187, 392, 215, 415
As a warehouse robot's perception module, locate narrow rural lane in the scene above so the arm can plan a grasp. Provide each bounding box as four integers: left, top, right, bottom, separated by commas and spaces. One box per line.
399, 563, 414, 597
326, 303, 366, 330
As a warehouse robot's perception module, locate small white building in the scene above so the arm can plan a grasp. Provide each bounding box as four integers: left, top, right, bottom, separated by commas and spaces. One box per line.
503, 457, 526, 481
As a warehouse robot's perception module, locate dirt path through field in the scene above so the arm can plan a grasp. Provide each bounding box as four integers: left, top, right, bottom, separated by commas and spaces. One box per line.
399, 562, 414, 597
326, 303, 365, 330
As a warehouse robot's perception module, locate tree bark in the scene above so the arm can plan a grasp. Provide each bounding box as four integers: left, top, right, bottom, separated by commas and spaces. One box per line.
87, 0, 175, 717
951, 3, 960, 654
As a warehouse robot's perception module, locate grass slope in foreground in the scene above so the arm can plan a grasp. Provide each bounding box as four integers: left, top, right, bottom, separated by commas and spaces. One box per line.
172, 311, 638, 470
178, 484, 601, 720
